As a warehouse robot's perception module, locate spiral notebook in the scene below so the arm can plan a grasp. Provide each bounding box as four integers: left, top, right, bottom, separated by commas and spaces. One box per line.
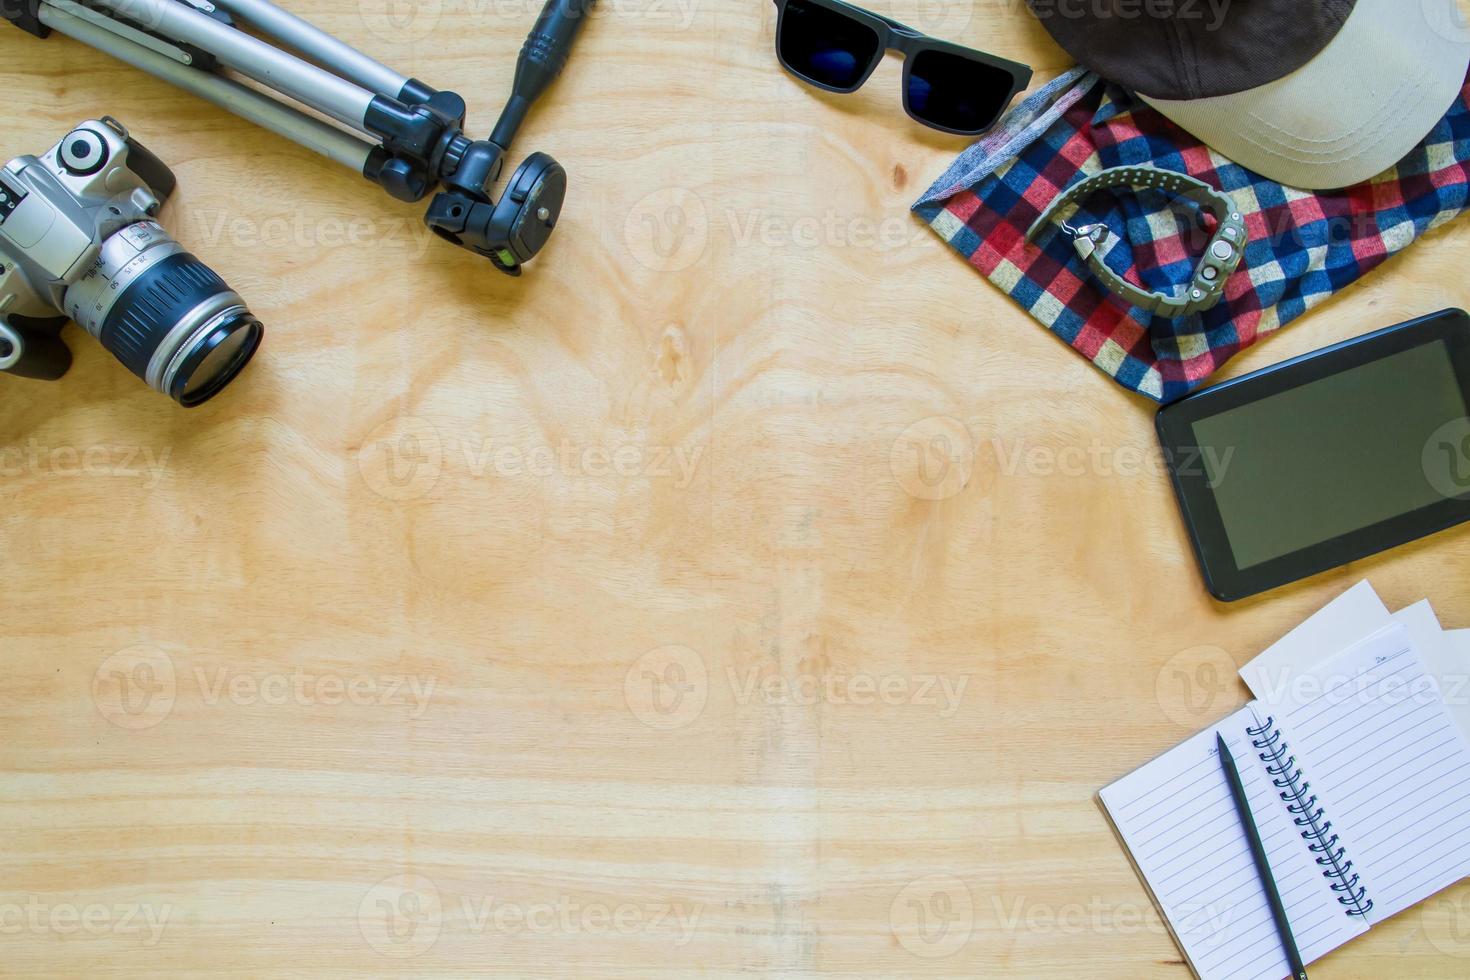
1101, 623, 1470, 980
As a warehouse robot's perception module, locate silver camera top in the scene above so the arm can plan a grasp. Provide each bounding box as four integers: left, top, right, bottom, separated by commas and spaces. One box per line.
0, 117, 164, 319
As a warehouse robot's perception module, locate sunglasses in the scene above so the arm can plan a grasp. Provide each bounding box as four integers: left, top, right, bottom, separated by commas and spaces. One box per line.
772, 0, 1033, 136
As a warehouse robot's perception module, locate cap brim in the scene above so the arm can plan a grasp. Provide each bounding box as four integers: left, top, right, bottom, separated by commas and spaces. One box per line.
1140, 0, 1470, 190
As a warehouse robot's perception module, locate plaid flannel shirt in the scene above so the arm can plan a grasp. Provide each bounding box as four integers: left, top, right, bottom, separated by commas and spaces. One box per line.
913, 68, 1470, 402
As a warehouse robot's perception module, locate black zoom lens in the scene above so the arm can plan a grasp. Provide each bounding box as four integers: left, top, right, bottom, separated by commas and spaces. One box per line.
65, 222, 263, 407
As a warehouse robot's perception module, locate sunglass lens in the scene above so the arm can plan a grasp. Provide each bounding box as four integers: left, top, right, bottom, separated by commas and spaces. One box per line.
778, 0, 882, 91
906, 49, 1016, 133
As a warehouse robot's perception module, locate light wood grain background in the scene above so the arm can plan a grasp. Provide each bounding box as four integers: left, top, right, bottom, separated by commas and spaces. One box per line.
3, 0, 1470, 976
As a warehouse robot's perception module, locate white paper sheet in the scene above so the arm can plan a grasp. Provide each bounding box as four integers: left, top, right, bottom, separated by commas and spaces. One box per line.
1394, 601, 1470, 741
1238, 582, 1470, 745
1238, 581, 1392, 701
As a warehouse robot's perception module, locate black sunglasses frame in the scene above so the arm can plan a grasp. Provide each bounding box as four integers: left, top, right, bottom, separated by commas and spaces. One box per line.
771, 0, 1033, 136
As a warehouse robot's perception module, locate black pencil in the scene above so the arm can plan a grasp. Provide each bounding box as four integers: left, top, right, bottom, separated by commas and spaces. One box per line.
1217, 733, 1309, 980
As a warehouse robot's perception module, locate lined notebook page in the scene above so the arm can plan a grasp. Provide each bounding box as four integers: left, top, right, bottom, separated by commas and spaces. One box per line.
1101, 707, 1365, 980
1265, 623, 1470, 923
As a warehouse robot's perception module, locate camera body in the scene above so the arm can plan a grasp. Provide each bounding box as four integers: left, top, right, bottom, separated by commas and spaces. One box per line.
0, 118, 262, 406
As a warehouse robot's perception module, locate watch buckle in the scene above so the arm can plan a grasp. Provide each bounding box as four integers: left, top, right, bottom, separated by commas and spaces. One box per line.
1066, 222, 1106, 259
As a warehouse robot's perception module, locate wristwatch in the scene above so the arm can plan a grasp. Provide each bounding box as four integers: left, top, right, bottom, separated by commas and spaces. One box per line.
1025, 166, 1247, 319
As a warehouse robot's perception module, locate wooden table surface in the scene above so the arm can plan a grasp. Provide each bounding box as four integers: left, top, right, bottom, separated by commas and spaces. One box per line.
5, 0, 1470, 976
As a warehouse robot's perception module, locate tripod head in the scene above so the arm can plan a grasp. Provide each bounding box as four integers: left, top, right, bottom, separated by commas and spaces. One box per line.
424, 144, 566, 276
360, 0, 591, 274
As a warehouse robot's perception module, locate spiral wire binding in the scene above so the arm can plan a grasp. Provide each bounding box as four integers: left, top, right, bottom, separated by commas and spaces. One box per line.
1248, 716, 1373, 918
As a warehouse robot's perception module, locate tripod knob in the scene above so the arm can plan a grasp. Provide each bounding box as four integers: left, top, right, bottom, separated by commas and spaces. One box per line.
366, 154, 431, 203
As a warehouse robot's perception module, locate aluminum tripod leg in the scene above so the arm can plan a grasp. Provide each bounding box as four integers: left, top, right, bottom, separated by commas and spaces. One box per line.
40, 3, 378, 172
84, 0, 378, 132
207, 0, 409, 100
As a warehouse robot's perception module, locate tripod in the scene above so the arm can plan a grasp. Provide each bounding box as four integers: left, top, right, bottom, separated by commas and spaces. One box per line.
6, 0, 595, 274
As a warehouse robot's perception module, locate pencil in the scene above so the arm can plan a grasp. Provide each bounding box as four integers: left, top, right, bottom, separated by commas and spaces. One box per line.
1217, 733, 1309, 980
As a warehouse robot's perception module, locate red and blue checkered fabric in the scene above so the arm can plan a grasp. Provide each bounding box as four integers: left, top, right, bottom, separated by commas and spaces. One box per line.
914, 69, 1470, 402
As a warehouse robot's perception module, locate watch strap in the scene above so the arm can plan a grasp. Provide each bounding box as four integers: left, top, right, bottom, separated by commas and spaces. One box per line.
1025, 166, 1248, 319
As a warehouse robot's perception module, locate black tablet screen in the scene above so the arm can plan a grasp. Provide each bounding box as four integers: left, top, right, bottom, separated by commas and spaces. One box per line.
1191, 340, 1469, 570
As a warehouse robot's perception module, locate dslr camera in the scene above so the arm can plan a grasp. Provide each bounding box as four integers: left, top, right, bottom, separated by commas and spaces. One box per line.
0, 118, 262, 406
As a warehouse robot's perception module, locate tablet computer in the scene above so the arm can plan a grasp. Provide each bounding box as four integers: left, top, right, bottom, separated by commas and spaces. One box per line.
1157, 308, 1470, 602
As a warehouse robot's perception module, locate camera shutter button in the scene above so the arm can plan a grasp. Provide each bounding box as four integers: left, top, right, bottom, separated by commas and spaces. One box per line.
59, 130, 108, 176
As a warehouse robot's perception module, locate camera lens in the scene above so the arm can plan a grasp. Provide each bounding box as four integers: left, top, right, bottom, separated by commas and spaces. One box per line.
172, 313, 263, 407
63, 221, 263, 407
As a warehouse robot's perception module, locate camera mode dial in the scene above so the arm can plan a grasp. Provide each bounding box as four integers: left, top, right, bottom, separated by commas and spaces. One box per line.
59, 129, 109, 177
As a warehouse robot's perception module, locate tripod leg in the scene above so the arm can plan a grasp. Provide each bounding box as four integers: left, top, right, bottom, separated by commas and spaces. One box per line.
42, 4, 379, 173
81, 0, 378, 133
47, 0, 197, 65
208, 0, 411, 101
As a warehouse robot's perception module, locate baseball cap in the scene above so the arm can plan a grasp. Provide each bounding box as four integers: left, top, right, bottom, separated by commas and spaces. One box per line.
1025, 0, 1470, 189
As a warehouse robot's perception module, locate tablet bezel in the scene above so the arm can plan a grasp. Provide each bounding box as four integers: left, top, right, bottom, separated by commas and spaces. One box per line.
1157, 308, 1470, 602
